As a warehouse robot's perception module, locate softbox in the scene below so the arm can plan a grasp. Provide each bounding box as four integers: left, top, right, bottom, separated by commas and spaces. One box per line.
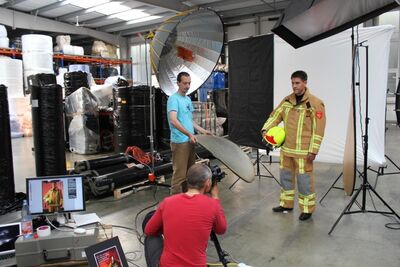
272, 0, 399, 49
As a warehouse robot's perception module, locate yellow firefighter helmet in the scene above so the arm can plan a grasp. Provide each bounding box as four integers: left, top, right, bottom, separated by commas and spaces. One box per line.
264, 126, 285, 147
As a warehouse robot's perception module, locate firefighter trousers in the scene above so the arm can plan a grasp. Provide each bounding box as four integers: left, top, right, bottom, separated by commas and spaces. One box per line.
278, 154, 316, 214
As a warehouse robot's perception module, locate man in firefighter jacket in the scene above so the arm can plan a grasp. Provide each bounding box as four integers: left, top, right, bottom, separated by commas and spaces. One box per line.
261, 70, 326, 221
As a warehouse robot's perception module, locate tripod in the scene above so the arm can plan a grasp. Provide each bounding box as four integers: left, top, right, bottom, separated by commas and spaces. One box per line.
329, 43, 400, 235
229, 148, 280, 190
210, 231, 230, 267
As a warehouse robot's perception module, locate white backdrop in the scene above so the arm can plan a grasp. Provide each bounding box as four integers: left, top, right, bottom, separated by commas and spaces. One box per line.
273, 26, 394, 165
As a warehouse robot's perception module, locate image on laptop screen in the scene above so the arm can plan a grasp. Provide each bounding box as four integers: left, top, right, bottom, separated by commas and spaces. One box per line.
0, 223, 21, 254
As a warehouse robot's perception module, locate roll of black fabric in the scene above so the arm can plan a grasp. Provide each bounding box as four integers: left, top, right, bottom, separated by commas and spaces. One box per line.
155, 88, 170, 147
31, 77, 66, 176
129, 86, 151, 149
74, 153, 131, 172
27, 73, 57, 91
64, 71, 89, 97
113, 86, 131, 152
0, 85, 15, 206
93, 161, 172, 188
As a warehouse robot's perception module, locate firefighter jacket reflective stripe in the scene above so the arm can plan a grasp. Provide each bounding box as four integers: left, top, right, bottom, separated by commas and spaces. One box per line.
261, 88, 326, 158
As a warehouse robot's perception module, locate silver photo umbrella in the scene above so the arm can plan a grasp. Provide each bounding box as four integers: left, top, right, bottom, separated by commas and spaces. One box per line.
150, 9, 224, 96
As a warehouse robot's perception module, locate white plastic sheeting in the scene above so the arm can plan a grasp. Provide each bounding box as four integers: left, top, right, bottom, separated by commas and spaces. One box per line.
21, 34, 54, 88
0, 57, 23, 98
274, 26, 394, 165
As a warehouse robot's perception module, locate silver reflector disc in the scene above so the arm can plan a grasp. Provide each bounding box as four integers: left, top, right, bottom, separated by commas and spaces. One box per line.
150, 9, 224, 96
196, 135, 255, 183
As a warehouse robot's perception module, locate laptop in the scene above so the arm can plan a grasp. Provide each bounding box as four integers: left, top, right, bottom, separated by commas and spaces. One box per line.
0, 222, 21, 267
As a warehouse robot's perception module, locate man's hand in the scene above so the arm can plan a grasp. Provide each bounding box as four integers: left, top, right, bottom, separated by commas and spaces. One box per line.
202, 129, 212, 135
307, 153, 316, 162
210, 183, 219, 199
189, 134, 197, 144
261, 130, 267, 137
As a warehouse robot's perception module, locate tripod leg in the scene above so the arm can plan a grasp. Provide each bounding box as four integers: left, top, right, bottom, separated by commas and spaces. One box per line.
329, 185, 363, 235
229, 178, 240, 190
210, 231, 229, 267
319, 173, 343, 204
385, 154, 400, 172
368, 185, 400, 220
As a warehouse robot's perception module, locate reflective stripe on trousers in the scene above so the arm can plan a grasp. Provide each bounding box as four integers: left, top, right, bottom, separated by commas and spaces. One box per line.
279, 154, 316, 213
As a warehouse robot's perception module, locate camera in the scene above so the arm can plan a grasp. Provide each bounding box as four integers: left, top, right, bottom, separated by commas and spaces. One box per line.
211, 165, 225, 184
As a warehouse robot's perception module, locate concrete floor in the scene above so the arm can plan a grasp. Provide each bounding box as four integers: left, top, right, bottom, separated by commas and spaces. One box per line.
2, 124, 400, 267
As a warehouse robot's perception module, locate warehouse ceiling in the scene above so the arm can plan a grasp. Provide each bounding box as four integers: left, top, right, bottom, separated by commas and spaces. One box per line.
1, 0, 290, 37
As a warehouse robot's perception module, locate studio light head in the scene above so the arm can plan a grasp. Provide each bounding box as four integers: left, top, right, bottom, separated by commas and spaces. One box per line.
272, 0, 399, 49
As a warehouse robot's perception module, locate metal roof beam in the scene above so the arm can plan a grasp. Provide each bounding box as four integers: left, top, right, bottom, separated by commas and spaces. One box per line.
119, 22, 163, 36
98, 11, 173, 32
56, 7, 91, 21
199, 0, 252, 10
218, 1, 289, 19
31, 1, 71, 15
135, 0, 188, 12
1, 0, 27, 8
0, 7, 125, 46
82, 4, 150, 25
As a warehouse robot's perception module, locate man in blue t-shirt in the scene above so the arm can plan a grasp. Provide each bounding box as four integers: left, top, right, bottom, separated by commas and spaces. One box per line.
167, 72, 211, 194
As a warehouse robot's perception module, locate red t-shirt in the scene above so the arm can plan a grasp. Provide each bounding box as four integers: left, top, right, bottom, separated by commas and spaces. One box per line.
144, 193, 227, 267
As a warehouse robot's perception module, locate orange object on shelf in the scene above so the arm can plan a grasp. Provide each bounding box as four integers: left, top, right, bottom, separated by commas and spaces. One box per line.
0, 48, 132, 65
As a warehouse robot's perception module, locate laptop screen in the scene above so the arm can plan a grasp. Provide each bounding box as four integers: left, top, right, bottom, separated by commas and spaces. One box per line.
0, 223, 21, 254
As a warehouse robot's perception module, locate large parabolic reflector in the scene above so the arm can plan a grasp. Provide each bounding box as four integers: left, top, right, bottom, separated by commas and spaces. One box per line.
150, 9, 224, 96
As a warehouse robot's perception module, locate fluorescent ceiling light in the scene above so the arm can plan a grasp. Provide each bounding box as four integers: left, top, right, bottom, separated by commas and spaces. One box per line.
127, 15, 162, 25
87, 2, 130, 15
110, 9, 149, 21
69, 0, 110, 9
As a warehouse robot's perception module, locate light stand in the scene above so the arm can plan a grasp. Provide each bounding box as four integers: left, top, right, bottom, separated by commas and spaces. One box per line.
253, 149, 280, 184
132, 36, 171, 192
229, 148, 280, 190
329, 43, 400, 235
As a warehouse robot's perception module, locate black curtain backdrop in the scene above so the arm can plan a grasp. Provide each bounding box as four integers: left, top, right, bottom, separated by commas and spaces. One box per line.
228, 34, 274, 149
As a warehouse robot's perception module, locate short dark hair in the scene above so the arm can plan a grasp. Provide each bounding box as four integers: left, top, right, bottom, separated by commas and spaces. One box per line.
177, 72, 190, 82
291, 70, 308, 81
187, 164, 212, 190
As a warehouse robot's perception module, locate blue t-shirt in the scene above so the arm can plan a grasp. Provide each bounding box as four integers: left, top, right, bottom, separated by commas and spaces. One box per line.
167, 92, 194, 143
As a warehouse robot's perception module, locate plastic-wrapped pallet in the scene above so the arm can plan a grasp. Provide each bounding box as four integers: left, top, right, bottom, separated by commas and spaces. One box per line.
61, 44, 84, 56
92, 41, 108, 56
0, 57, 23, 98
55, 35, 71, 49
91, 84, 113, 107
21, 34, 54, 89
0, 25, 8, 48
0, 25, 7, 37
65, 87, 100, 154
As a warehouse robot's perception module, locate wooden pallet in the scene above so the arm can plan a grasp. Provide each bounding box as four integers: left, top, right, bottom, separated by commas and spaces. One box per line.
113, 176, 167, 200
113, 158, 211, 200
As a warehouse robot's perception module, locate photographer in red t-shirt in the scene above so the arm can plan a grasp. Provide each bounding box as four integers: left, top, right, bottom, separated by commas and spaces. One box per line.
144, 164, 227, 267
